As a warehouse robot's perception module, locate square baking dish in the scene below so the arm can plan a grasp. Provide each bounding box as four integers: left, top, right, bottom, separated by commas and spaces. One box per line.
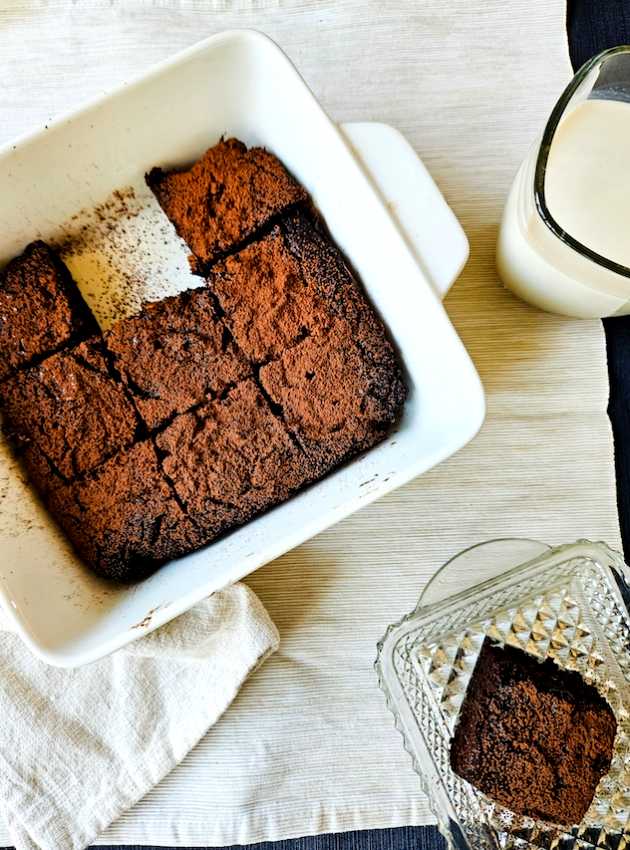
0, 29, 484, 667
377, 539, 630, 850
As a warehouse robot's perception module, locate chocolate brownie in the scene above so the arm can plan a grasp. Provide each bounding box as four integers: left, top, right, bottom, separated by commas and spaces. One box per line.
0, 140, 407, 584
207, 210, 385, 365
155, 379, 310, 541
207, 216, 328, 364
0, 337, 138, 493
0, 241, 97, 381
450, 639, 617, 827
105, 287, 250, 430
259, 319, 406, 475
278, 211, 404, 370
47, 440, 200, 581
147, 138, 307, 268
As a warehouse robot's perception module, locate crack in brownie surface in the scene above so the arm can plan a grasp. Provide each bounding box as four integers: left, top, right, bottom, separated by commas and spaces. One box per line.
207, 214, 333, 363
47, 440, 201, 582
259, 319, 405, 474
207, 209, 391, 366
450, 639, 617, 827
0, 241, 98, 381
0, 337, 139, 494
155, 379, 312, 542
147, 138, 307, 268
105, 287, 250, 430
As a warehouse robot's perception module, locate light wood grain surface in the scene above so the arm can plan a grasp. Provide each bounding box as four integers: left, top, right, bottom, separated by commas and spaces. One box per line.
0, 2, 619, 846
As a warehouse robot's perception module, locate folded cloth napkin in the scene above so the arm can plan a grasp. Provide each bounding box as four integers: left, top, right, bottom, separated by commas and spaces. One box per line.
0, 583, 279, 850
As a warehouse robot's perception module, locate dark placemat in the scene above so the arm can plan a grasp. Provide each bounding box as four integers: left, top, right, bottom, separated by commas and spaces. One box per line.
568, 0, 630, 558
91, 826, 445, 850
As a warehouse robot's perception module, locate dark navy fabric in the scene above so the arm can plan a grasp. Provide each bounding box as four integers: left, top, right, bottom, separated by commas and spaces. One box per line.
94, 827, 446, 850
2, 3, 624, 849
569, 0, 630, 557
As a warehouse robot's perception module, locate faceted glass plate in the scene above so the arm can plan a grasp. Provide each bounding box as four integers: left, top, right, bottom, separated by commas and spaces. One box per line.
376, 540, 630, 850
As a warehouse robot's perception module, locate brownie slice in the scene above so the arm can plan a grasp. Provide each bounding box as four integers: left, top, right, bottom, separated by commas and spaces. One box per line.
0, 241, 98, 381
207, 209, 386, 365
207, 216, 330, 363
155, 379, 310, 541
47, 440, 200, 582
105, 287, 250, 431
259, 320, 406, 475
450, 639, 617, 827
147, 138, 307, 268
278, 211, 404, 370
0, 337, 138, 493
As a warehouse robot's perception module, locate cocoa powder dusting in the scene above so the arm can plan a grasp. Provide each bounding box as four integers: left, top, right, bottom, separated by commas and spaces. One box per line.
147, 137, 307, 267
53, 185, 199, 330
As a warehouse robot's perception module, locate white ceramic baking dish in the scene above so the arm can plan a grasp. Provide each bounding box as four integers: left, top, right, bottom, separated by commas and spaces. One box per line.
0, 29, 484, 667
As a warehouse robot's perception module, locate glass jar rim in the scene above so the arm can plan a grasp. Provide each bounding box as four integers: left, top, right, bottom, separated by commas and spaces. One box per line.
535, 45, 630, 279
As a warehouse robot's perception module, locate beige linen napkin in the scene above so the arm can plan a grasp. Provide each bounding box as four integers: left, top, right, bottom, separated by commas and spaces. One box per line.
0, 583, 278, 850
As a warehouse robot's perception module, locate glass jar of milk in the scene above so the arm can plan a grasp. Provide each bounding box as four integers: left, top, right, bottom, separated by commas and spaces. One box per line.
497, 46, 630, 318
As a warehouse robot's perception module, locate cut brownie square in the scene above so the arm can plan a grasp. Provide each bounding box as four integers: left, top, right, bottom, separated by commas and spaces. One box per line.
147, 138, 307, 268
208, 209, 400, 367
0, 241, 98, 381
155, 379, 310, 541
259, 320, 406, 475
47, 440, 200, 581
450, 639, 617, 826
0, 337, 138, 492
105, 287, 250, 431
278, 211, 401, 368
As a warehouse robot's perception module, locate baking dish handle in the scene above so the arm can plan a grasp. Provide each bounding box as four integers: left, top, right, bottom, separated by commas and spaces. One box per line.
340, 121, 469, 301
